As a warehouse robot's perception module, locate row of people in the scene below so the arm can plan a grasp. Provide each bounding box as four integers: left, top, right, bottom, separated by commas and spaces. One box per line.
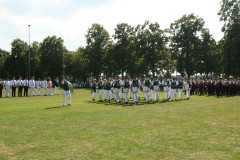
190, 79, 240, 97
0, 76, 60, 98
90, 75, 193, 104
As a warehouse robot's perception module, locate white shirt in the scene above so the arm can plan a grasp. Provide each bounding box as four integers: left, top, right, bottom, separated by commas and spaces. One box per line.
17, 80, 23, 86
29, 80, 35, 88
36, 81, 41, 88
4, 81, 11, 88
24, 80, 29, 87
11, 80, 17, 87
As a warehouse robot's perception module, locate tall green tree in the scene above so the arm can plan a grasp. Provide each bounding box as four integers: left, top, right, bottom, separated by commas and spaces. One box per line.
112, 23, 135, 77
85, 24, 110, 79
136, 21, 168, 77
30, 42, 40, 78
170, 14, 205, 77
0, 48, 10, 78
218, 0, 240, 77
39, 36, 66, 78
7, 39, 29, 77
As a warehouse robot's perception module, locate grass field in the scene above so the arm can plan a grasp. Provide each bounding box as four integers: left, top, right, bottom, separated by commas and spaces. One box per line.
0, 89, 240, 160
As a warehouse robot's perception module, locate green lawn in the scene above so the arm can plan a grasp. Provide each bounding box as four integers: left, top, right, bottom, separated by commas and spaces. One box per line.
0, 89, 240, 160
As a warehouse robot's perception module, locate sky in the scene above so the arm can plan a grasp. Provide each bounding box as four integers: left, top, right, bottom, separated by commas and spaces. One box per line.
0, 0, 224, 52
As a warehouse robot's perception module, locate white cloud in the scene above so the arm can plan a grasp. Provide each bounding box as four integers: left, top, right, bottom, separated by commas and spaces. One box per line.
0, 0, 224, 51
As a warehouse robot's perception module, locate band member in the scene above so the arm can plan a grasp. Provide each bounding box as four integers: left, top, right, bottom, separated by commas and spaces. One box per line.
143, 75, 151, 103
0, 78, 3, 97
152, 76, 160, 102
62, 76, 71, 106
29, 76, 35, 96
91, 79, 97, 101
128, 76, 132, 99
97, 77, 104, 102
113, 76, 122, 103
119, 77, 123, 100
123, 77, 130, 104
23, 77, 29, 97
105, 78, 112, 102
17, 76, 23, 97
131, 75, 140, 104
4, 78, 11, 97
171, 78, 177, 101
42, 78, 48, 96
110, 77, 115, 100
36, 78, 41, 96
48, 78, 53, 95
11, 77, 17, 97
54, 77, 60, 95
177, 78, 184, 100
103, 79, 107, 101
185, 78, 192, 99
162, 77, 170, 101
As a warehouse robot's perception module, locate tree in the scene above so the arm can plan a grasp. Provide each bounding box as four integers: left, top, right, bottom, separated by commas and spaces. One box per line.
170, 14, 205, 77
0, 48, 10, 78
30, 42, 41, 78
218, 0, 240, 77
85, 24, 110, 79
112, 23, 135, 77
7, 39, 29, 77
136, 21, 168, 77
39, 36, 66, 78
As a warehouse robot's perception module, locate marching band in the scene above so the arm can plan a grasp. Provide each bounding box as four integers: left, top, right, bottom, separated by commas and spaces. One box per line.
90, 76, 240, 104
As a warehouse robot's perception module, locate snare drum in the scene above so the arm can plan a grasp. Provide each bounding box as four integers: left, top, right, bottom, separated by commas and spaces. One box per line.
142, 86, 149, 92
132, 87, 138, 93
153, 86, 159, 91
113, 88, 119, 94
123, 88, 129, 93
163, 86, 169, 92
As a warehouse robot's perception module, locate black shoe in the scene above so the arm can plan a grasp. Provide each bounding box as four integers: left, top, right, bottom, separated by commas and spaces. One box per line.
68, 104, 71, 106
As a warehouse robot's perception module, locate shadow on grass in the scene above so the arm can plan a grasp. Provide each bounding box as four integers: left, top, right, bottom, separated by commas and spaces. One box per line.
45, 106, 67, 110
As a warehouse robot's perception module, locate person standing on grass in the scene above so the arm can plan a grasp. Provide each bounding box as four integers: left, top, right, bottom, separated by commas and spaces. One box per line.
11, 76, 17, 97
62, 76, 71, 106
0, 78, 3, 98
4, 77, 11, 98
48, 78, 53, 95
54, 77, 60, 95
97, 77, 104, 102
29, 76, 35, 96
42, 78, 48, 96
36, 78, 41, 96
17, 76, 23, 97
23, 77, 29, 97
91, 79, 97, 101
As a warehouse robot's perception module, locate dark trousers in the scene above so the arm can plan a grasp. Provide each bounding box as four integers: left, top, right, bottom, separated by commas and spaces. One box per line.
24, 86, 28, 96
12, 86, 16, 97
0, 87, 2, 97
18, 86, 23, 97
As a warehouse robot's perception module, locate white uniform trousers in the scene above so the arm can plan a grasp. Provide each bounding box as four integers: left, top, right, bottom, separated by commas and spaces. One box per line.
30, 87, 35, 96
132, 92, 138, 103
106, 90, 111, 101
37, 87, 41, 96
5, 87, 10, 97
163, 90, 168, 101
98, 89, 103, 101
151, 89, 154, 100
114, 89, 121, 103
144, 91, 149, 102
171, 89, 177, 100
92, 90, 96, 100
178, 89, 183, 100
128, 89, 132, 98
168, 87, 171, 98
43, 87, 47, 95
186, 89, 191, 99
103, 89, 107, 100
55, 86, 60, 95
63, 90, 71, 105
154, 91, 159, 101
110, 90, 114, 100
119, 88, 123, 100
137, 89, 140, 101
48, 88, 53, 95
124, 92, 129, 102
